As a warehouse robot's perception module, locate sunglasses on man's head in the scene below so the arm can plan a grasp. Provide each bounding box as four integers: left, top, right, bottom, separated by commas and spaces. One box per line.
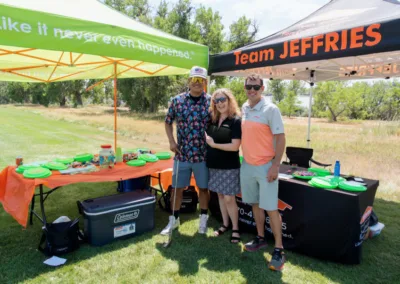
190, 77, 205, 84
213, 97, 227, 104
245, 84, 262, 91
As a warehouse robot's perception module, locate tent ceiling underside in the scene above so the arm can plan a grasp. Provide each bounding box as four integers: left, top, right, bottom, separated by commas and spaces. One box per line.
212, 50, 400, 82
0, 45, 189, 82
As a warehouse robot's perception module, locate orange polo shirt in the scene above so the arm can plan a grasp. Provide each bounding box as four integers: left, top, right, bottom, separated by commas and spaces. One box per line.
241, 97, 285, 166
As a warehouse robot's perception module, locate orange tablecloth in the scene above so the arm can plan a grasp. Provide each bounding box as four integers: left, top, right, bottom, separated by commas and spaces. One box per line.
0, 160, 173, 227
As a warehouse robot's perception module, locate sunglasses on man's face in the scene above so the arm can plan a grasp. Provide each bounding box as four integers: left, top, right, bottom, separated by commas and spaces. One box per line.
213, 97, 227, 104
190, 77, 205, 84
245, 84, 262, 91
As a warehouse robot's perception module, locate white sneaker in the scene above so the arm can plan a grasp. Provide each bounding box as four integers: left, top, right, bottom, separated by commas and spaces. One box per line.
160, 216, 180, 235
198, 214, 209, 234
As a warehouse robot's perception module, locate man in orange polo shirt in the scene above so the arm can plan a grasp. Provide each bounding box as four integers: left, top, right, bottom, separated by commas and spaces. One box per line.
240, 74, 286, 271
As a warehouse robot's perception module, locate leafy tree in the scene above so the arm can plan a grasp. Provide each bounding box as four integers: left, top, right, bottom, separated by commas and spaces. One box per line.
346, 82, 369, 119
153, 0, 171, 33
0, 82, 10, 104
380, 80, 400, 120
313, 81, 347, 121
228, 16, 258, 50
168, 0, 193, 39
7, 82, 30, 104
279, 90, 301, 118
267, 79, 286, 103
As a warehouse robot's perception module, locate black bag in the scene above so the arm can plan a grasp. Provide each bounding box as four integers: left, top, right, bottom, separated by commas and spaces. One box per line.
158, 185, 198, 213
38, 218, 82, 256
369, 210, 379, 227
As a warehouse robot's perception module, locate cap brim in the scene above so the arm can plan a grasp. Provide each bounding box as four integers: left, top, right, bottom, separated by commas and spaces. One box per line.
189, 75, 207, 79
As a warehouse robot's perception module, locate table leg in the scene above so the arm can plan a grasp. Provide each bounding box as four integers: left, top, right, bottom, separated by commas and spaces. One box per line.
29, 193, 36, 225
39, 185, 47, 225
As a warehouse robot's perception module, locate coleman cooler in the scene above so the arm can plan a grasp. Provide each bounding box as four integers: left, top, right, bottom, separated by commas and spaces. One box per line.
77, 190, 156, 246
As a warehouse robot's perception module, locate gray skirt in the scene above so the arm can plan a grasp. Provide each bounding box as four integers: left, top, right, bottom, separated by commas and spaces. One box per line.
208, 168, 241, 196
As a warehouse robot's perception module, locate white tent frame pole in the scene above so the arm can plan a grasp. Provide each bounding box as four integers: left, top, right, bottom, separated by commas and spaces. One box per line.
307, 70, 315, 148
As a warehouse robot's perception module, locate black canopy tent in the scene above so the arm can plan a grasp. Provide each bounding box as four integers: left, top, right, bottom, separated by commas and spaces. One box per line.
209, 0, 400, 146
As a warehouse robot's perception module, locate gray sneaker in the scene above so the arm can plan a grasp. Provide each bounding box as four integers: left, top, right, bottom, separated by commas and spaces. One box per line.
198, 214, 208, 234
160, 216, 180, 235
268, 248, 286, 271
244, 236, 268, 252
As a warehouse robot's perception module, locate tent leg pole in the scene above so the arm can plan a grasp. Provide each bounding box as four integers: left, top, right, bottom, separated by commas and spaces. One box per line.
114, 63, 117, 152
307, 71, 315, 148
307, 86, 312, 148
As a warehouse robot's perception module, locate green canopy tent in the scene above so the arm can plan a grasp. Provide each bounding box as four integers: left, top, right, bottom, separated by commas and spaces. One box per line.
0, 0, 208, 149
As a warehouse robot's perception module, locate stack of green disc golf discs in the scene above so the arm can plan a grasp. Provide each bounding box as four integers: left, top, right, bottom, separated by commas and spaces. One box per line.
74, 153, 94, 163
308, 177, 338, 189
338, 181, 367, 192
55, 157, 74, 164
308, 167, 331, 177
23, 167, 52, 179
43, 161, 69, 171
127, 160, 146, 167
15, 165, 40, 174
139, 154, 159, 162
155, 152, 172, 160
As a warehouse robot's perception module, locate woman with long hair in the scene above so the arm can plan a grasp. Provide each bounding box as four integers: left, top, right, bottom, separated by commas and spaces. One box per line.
205, 88, 242, 243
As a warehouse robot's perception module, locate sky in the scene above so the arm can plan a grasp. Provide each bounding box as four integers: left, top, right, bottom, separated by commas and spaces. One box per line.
147, 0, 330, 39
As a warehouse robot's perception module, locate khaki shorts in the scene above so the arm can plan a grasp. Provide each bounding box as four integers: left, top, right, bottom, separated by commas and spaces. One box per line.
240, 160, 278, 211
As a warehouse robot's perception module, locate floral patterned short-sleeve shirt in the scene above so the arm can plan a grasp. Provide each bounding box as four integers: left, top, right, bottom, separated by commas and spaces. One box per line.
165, 92, 211, 163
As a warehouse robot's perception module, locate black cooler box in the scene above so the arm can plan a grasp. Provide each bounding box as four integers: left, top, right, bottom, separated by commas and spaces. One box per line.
78, 190, 156, 246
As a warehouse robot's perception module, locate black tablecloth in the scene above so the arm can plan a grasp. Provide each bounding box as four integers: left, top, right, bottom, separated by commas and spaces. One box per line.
208, 164, 379, 264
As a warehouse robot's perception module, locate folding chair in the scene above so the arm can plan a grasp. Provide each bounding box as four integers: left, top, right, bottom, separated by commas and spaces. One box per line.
283, 146, 331, 168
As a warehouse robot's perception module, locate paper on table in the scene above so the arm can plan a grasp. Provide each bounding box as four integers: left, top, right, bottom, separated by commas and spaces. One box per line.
278, 173, 293, 180
59, 165, 97, 175
43, 256, 67, 266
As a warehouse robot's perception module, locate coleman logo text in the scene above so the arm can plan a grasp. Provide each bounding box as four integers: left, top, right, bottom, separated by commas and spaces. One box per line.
114, 210, 140, 223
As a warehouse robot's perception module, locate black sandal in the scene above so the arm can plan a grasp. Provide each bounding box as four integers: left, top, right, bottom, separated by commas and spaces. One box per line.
214, 225, 230, 236
230, 230, 241, 243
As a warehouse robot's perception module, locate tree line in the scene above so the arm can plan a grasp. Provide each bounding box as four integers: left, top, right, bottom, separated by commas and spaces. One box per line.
0, 0, 398, 121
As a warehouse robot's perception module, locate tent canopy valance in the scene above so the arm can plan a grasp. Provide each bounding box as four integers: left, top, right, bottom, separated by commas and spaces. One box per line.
209, 0, 400, 83
0, 0, 208, 82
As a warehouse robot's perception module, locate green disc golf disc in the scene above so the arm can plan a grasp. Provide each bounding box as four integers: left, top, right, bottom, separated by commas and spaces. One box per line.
324, 175, 345, 182
308, 177, 338, 189
155, 152, 171, 160
139, 154, 159, 162
338, 181, 367, 192
23, 167, 52, 179
292, 171, 317, 180
240, 156, 243, 164
55, 157, 74, 164
43, 162, 69, 171
15, 165, 39, 174
74, 153, 94, 163
127, 160, 146, 167
308, 167, 331, 176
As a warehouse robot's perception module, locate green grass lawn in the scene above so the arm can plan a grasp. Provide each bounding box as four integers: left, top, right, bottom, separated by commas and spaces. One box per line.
0, 106, 399, 283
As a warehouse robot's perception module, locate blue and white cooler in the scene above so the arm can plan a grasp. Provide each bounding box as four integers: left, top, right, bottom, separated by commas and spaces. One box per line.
78, 190, 156, 246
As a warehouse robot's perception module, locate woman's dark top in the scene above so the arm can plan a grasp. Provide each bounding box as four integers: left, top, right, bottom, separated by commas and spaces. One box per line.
206, 116, 241, 169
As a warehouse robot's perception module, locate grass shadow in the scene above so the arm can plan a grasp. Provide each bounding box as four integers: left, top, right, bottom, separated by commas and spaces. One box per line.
155, 215, 285, 283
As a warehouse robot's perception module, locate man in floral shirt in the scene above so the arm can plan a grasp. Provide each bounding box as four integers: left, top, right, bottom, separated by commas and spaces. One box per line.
161, 66, 211, 235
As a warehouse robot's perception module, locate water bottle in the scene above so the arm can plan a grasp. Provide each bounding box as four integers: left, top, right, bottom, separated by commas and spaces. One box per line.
334, 160, 341, 177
